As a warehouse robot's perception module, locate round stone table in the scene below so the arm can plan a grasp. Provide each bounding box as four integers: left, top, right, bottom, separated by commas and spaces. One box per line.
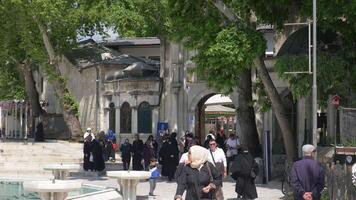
107, 171, 151, 200
43, 164, 80, 180
23, 180, 82, 200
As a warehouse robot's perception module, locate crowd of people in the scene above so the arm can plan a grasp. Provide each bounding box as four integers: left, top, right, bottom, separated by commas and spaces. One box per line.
113, 130, 260, 199
82, 127, 118, 172
83, 128, 326, 200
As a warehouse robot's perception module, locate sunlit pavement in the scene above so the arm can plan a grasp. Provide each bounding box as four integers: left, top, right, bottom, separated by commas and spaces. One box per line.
74, 176, 284, 200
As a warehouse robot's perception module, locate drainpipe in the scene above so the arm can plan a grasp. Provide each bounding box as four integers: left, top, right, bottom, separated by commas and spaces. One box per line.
95, 66, 100, 132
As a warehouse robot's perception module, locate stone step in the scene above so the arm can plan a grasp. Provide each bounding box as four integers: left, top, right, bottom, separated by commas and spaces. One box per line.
0, 161, 82, 168
0, 173, 53, 179
0, 168, 53, 176
0, 157, 82, 162
0, 152, 67, 157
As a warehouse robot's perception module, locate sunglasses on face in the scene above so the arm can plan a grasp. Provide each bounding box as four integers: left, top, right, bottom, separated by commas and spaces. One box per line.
209, 143, 216, 146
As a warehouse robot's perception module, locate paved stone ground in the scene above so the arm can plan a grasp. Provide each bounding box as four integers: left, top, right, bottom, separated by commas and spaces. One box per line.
72, 176, 284, 200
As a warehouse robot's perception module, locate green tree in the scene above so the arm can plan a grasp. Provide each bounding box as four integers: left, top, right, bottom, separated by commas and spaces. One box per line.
275, 0, 356, 108
0, 0, 109, 139
0, 62, 25, 101
104, 0, 264, 155
163, 0, 298, 158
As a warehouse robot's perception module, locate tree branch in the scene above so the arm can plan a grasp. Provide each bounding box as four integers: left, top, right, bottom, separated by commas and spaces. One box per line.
208, 0, 241, 24
33, 16, 56, 64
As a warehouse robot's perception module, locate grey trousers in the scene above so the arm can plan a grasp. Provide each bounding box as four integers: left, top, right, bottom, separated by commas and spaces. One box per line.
149, 179, 156, 194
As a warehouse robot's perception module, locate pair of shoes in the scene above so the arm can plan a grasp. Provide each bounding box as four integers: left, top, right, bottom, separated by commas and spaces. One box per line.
149, 192, 154, 196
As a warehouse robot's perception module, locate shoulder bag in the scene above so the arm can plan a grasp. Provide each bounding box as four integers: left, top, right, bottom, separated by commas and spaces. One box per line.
205, 162, 218, 200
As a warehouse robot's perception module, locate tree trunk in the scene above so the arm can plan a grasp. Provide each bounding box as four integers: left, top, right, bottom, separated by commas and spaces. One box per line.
237, 68, 262, 157
36, 21, 83, 140
18, 60, 44, 117
209, 0, 297, 160
254, 56, 296, 160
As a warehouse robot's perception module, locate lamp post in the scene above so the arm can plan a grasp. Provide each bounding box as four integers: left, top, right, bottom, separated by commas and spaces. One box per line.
312, 0, 318, 147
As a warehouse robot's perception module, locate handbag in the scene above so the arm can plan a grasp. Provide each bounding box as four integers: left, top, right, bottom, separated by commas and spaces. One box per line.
209, 150, 225, 175
205, 162, 218, 200
112, 143, 118, 151
209, 150, 224, 200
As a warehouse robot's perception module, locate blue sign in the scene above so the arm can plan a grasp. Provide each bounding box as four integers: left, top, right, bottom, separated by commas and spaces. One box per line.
157, 122, 169, 137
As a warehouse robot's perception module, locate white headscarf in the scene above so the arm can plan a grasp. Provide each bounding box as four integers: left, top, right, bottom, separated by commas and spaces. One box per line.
189, 145, 208, 170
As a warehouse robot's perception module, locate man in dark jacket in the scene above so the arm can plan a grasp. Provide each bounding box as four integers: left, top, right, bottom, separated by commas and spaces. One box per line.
120, 139, 132, 170
291, 144, 325, 200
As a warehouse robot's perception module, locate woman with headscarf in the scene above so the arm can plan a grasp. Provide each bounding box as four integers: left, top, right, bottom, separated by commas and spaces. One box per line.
120, 139, 132, 170
106, 129, 117, 162
83, 134, 94, 171
132, 134, 144, 170
92, 133, 106, 172
143, 137, 157, 170
159, 133, 179, 181
174, 145, 222, 200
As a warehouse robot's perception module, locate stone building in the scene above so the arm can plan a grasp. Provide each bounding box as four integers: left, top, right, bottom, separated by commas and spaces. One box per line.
8, 26, 332, 181
32, 31, 290, 145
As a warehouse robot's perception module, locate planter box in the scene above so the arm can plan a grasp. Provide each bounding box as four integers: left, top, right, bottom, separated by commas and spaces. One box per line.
335, 146, 356, 155
334, 146, 356, 165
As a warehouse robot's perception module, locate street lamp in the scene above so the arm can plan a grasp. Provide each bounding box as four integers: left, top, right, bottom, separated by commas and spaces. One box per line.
312, 0, 318, 147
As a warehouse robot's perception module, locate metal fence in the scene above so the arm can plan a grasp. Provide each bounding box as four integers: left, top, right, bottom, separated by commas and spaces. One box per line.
325, 162, 356, 200
340, 106, 356, 142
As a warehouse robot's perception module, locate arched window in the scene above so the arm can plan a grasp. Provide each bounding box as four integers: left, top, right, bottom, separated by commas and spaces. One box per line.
120, 102, 132, 133
138, 102, 152, 133
109, 102, 116, 132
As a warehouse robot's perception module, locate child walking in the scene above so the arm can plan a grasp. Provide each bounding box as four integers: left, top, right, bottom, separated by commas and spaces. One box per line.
149, 158, 160, 196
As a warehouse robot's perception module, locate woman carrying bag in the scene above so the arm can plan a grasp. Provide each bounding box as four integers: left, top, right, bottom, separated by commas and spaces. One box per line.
174, 145, 222, 200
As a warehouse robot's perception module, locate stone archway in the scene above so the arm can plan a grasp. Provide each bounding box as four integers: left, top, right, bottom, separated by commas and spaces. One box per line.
187, 88, 238, 144
194, 93, 216, 144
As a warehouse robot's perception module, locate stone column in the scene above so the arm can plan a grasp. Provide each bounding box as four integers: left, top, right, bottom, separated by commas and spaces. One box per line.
297, 98, 306, 157
13, 102, 18, 138
327, 95, 336, 144
152, 108, 159, 136
24, 103, 28, 140
19, 103, 23, 139
132, 108, 138, 134
115, 107, 120, 136
187, 112, 195, 133
171, 90, 179, 132
5, 108, 9, 138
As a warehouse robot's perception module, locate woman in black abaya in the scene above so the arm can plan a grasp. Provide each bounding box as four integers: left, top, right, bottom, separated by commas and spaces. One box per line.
92, 137, 106, 171
83, 135, 94, 171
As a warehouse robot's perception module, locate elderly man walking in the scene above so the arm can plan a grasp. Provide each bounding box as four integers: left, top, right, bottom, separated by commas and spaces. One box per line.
291, 144, 325, 200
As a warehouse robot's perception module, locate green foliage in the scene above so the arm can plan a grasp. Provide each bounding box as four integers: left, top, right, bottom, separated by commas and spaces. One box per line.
253, 78, 272, 112
341, 137, 356, 147
62, 92, 79, 114
0, 0, 110, 117
275, 53, 355, 108
194, 26, 266, 93
320, 192, 329, 200
167, 0, 223, 49
0, 63, 25, 100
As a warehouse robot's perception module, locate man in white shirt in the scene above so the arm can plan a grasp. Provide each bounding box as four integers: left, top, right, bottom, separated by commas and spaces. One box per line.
225, 133, 240, 174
